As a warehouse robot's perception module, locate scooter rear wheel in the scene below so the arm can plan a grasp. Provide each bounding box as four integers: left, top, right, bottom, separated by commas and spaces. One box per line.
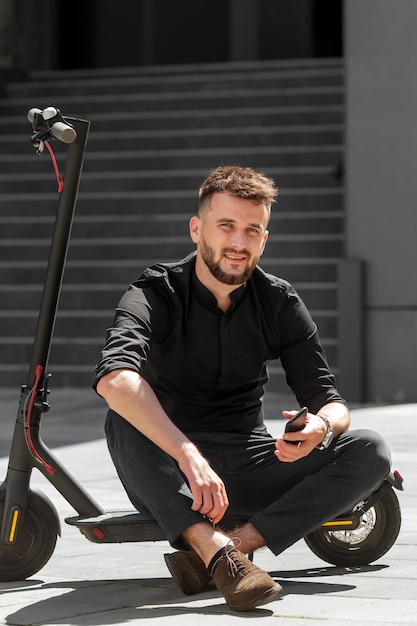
0, 490, 58, 581
304, 486, 401, 566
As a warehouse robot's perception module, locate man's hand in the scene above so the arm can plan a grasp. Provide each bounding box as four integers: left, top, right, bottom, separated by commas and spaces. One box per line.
274, 409, 327, 462
274, 402, 350, 462
178, 443, 229, 524
97, 370, 229, 523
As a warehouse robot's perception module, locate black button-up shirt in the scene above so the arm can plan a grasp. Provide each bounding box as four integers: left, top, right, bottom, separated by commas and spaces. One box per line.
95, 253, 344, 432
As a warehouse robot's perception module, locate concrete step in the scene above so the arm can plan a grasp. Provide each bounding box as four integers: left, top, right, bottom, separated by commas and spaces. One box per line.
0, 166, 341, 195
0, 309, 110, 338
0, 234, 344, 263
0, 187, 343, 216
0, 145, 343, 175
0, 335, 102, 367
0, 277, 338, 312
27, 57, 343, 80
7, 63, 343, 98
0, 255, 340, 286
0, 364, 93, 387
8, 57, 343, 88
1, 363, 342, 389
0, 84, 344, 118
0, 361, 300, 389
0, 305, 338, 340
0, 105, 344, 137
0, 125, 343, 156
0, 304, 338, 345
0, 210, 343, 239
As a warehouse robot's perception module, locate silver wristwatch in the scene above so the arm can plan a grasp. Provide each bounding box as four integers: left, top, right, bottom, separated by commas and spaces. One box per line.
316, 415, 334, 450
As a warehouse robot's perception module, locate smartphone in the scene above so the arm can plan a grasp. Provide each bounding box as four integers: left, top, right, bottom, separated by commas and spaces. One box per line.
284, 406, 308, 444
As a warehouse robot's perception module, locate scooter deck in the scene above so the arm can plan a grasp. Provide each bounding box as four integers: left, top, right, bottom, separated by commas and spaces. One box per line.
65, 510, 249, 544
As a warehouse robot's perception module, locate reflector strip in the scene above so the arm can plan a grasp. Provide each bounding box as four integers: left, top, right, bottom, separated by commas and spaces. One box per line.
9, 508, 20, 543
394, 469, 404, 483
93, 527, 105, 540
322, 519, 354, 527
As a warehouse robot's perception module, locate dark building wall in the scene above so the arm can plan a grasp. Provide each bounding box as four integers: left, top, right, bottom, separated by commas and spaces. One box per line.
345, 0, 417, 402
85, 0, 342, 69
0, 0, 342, 71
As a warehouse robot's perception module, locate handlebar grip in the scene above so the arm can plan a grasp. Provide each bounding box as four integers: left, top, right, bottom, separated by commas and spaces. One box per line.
27, 107, 42, 123
50, 121, 77, 144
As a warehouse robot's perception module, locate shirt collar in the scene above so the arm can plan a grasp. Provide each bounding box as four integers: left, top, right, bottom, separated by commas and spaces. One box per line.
191, 270, 246, 312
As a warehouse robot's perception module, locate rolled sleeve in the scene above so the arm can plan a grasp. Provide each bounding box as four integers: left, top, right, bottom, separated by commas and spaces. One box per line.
276, 283, 345, 412
281, 328, 345, 413
93, 281, 170, 390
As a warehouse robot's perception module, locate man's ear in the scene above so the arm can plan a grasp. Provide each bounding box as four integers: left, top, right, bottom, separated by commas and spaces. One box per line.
260, 230, 269, 255
189, 215, 201, 243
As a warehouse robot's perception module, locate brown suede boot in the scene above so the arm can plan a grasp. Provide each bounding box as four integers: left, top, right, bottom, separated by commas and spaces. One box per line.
208, 546, 282, 612
164, 551, 213, 595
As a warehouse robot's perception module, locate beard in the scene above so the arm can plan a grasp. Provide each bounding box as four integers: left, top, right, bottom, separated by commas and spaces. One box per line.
200, 239, 258, 285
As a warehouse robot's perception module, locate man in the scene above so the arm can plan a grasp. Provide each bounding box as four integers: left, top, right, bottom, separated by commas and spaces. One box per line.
95, 165, 391, 612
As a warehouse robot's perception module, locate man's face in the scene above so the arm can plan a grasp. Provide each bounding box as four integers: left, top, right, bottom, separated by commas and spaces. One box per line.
190, 192, 269, 286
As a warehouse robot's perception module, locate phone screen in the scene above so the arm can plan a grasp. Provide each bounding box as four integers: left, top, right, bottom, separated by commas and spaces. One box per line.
284, 407, 307, 442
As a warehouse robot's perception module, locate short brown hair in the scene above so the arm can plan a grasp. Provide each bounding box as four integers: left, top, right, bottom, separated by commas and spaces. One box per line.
198, 165, 278, 218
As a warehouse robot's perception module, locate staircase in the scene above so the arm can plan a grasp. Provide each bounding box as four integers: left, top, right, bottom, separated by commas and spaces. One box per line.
0, 58, 344, 391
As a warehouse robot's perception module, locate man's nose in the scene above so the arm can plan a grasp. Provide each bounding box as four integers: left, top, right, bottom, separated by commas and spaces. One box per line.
230, 229, 246, 248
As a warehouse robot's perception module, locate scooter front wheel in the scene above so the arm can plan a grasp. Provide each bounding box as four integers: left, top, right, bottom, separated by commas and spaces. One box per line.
304, 486, 401, 567
0, 490, 59, 581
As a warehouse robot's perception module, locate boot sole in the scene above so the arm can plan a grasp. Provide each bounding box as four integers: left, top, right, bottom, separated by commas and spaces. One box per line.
228, 582, 283, 612
164, 553, 211, 596
164, 553, 193, 595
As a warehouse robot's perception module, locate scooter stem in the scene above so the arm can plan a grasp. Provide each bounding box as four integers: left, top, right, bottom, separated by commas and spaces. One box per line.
1, 115, 103, 546
27, 117, 89, 389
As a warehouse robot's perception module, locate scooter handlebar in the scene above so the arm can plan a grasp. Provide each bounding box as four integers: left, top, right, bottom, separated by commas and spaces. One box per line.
27, 107, 77, 144
49, 121, 77, 144
27, 107, 42, 123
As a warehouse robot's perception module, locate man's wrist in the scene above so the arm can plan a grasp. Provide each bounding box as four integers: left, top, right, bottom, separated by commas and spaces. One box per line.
316, 414, 334, 450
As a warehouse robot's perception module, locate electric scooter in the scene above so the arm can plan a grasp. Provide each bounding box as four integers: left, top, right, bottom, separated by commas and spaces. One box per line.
0, 108, 404, 582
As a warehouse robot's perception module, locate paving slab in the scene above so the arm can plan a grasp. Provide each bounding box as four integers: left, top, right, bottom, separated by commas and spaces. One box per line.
0, 389, 415, 625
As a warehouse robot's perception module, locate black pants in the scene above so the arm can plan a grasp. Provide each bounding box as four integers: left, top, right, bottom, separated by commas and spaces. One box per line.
105, 410, 391, 555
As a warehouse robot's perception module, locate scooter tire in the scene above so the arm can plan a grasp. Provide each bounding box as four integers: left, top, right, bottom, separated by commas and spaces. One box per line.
0, 490, 58, 581
304, 486, 401, 567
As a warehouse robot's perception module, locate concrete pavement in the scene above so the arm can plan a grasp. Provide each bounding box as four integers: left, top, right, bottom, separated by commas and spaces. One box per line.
0, 389, 416, 625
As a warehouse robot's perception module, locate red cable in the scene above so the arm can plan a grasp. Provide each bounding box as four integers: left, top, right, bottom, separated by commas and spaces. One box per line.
24, 139, 61, 472
44, 140, 64, 192
25, 365, 56, 475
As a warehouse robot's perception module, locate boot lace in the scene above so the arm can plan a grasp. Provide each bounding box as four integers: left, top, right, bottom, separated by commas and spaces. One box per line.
224, 538, 248, 578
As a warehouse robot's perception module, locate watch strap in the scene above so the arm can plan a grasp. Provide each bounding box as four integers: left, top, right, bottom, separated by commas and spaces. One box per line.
316, 414, 334, 450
